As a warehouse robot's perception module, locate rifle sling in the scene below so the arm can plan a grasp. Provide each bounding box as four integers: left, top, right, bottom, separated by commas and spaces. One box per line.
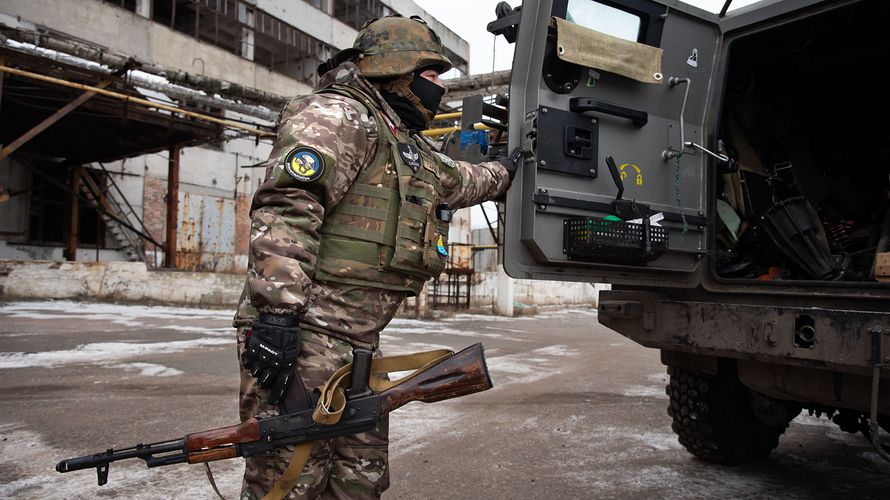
261, 348, 455, 500
261, 442, 314, 500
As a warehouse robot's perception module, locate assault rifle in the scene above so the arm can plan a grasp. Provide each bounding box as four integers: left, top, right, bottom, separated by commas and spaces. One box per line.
56, 343, 491, 486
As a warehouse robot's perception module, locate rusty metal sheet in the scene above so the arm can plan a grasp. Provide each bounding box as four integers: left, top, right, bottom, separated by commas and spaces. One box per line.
177, 191, 241, 273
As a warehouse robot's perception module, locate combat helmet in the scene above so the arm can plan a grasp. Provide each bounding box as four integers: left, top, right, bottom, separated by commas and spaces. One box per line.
353, 16, 453, 78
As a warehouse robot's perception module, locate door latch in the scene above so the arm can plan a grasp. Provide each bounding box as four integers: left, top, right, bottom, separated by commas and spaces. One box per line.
662, 76, 731, 164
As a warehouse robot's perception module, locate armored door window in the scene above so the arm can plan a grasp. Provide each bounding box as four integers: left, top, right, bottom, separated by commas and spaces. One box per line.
565, 0, 642, 42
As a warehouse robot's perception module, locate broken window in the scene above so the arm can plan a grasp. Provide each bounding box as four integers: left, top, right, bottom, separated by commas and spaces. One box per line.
98, 0, 138, 13
147, 0, 335, 85
331, 0, 391, 30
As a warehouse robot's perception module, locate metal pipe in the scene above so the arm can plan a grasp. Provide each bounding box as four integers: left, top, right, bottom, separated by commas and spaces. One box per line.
422, 123, 493, 137
433, 112, 462, 120
1, 27, 289, 107
0, 65, 275, 137
662, 77, 691, 161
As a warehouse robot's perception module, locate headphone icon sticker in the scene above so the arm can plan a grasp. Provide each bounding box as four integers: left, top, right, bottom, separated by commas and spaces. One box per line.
619, 163, 643, 186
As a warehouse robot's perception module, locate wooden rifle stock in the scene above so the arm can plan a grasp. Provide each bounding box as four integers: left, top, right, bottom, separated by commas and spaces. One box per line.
379, 343, 492, 413
185, 418, 261, 463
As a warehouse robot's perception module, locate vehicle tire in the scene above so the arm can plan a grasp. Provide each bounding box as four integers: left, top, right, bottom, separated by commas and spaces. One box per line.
666, 361, 798, 464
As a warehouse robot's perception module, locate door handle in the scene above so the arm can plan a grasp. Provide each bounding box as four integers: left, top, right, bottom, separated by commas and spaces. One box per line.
570, 97, 648, 127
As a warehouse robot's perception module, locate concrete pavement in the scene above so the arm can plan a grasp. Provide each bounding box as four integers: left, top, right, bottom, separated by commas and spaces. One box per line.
0, 301, 888, 499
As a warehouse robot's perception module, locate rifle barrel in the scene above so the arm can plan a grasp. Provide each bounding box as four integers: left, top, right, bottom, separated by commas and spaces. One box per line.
56, 438, 187, 474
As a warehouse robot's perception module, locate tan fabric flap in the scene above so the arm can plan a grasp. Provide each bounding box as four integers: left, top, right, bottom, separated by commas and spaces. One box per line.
551, 16, 663, 84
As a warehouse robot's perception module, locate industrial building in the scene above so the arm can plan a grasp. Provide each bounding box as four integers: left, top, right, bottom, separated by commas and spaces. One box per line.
0, 0, 597, 312
0, 0, 468, 269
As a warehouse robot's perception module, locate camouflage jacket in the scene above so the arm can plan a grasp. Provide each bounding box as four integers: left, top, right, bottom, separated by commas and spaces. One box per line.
234, 63, 510, 348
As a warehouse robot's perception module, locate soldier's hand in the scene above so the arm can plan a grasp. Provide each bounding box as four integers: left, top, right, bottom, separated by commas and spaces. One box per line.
243, 314, 301, 406
498, 146, 524, 181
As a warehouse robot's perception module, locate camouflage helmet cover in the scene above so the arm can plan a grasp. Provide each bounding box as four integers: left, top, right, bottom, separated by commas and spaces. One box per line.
353, 16, 453, 78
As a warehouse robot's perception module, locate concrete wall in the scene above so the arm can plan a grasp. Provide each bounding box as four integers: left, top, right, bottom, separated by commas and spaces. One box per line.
381, 0, 470, 68
258, 0, 356, 51
0, 260, 243, 306
0, 260, 609, 312
0, 0, 313, 96
259, 0, 470, 70
470, 272, 605, 310
0, 243, 129, 263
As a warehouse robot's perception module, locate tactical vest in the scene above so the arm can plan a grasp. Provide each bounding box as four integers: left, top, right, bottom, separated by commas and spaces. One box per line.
313, 84, 455, 295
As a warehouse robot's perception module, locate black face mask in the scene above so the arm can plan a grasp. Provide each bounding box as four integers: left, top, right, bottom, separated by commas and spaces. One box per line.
380, 72, 446, 132
409, 74, 446, 118
380, 91, 427, 132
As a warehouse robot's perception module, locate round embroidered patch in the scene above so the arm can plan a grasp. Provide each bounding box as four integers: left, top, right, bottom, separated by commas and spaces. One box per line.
284, 147, 325, 182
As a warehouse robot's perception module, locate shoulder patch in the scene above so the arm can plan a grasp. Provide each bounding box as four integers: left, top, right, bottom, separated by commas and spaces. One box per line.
398, 143, 422, 173
434, 152, 457, 169
283, 147, 325, 182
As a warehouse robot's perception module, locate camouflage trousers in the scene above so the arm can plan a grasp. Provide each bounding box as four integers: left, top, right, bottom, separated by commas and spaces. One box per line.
236, 328, 390, 499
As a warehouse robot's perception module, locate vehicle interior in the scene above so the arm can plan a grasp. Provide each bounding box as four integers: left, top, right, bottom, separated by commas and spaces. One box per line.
714, 0, 890, 283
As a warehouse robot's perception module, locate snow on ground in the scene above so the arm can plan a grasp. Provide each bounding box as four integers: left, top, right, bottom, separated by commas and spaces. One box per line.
157, 325, 235, 336
1, 302, 235, 375
0, 338, 230, 369
382, 326, 488, 337
389, 401, 464, 458
3, 301, 235, 323
622, 372, 670, 399
487, 344, 580, 389
0, 422, 242, 499
108, 362, 185, 377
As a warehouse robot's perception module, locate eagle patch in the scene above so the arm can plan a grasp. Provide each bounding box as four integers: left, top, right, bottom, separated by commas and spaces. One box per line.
398, 143, 421, 173
284, 147, 325, 182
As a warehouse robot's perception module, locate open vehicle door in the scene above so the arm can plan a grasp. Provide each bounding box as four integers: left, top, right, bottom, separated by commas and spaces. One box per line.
501, 0, 723, 288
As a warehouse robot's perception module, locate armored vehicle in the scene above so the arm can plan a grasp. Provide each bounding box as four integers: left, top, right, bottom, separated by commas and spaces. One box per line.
494, 0, 890, 463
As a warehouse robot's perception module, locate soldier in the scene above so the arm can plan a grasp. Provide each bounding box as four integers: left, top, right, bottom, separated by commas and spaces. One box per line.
233, 15, 516, 500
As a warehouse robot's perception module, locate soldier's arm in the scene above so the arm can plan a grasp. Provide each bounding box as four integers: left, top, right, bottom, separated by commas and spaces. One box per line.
435, 153, 511, 209
247, 94, 375, 315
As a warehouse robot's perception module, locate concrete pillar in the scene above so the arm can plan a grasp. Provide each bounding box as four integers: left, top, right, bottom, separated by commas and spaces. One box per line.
415, 282, 430, 319
495, 264, 513, 317
135, 0, 151, 18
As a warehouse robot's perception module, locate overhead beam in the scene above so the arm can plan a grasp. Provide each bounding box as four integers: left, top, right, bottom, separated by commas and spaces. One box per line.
3, 26, 289, 107
3, 41, 279, 122
444, 70, 511, 94
0, 65, 275, 137
0, 79, 113, 162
